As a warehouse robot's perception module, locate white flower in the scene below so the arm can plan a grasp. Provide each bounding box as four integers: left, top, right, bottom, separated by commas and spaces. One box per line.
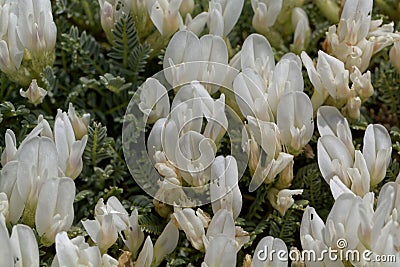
317, 135, 353, 187
52, 232, 106, 267
202, 235, 237, 267
82, 197, 129, 254
291, 7, 310, 53
267, 188, 303, 216
153, 221, 179, 266
240, 34, 275, 84
300, 207, 335, 267
135, 236, 154, 267
198, 34, 229, 94
204, 209, 235, 247
1, 129, 17, 167
121, 209, 145, 257
0, 0, 57, 86
276, 91, 313, 155
210, 156, 242, 219
35, 177, 75, 246
98, 0, 132, 40
20, 79, 47, 106
251, 0, 282, 33
184, 11, 209, 35
390, 38, 400, 72
244, 118, 293, 192
317, 106, 354, 157
267, 53, 303, 117
251, 236, 287, 267
149, 0, 183, 36
172, 208, 205, 251
54, 109, 88, 179
350, 67, 373, 101
179, 0, 194, 17
362, 124, 392, 188
67, 103, 90, 140
0, 214, 40, 267
163, 30, 202, 87
207, 0, 244, 37
233, 68, 272, 122
325, 0, 396, 72
1, 136, 59, 225
139, 77, 170, 124
301, 50, 350, 110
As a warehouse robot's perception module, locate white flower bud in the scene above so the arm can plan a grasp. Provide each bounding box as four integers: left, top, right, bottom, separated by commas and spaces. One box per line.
179, 0, 194, 17
153, 221, 179, 265
68, 103, 90, 140
54, 109, 88, 179
20, 79, 47, 106
267, 188, 303, 216
1, 129, 17, 167
138, 78, 170, 124
35, 177, 75, 246
135, 236, 154, 267
362, 124, 392, 188
350, 67, 373, 101
291, 7, 310, 54
251, 0, 282, 32
150, 0, 183, 37
172, 208, 205, 251
210, 156, 242, 219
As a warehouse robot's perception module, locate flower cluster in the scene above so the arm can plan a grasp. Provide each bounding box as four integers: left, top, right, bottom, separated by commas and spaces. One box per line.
0, 0, 57, 86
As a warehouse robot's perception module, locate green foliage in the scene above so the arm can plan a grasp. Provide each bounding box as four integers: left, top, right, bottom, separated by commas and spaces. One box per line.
108, 15, 152, 82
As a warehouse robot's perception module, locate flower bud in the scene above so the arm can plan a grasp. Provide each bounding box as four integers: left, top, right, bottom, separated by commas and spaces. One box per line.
251, 0, 283, 32
135, 236, 154, 267
20, 79, 47, 106
54, 109, 88, 179
179, 0, 194, 17
122, 209, 145, 257
343, 95, 361, 120
350, 67, 373, 101
267, 188, 303, 216
1, 129, 17, 167
150, 0, 183, 37
291, 7, 310, 54
202, 235, 237, 267
153, 221, 179, 265
172, 208, 205, 251
390, 38, 400, 71
68, 103, 90, 140
35, 177, 75, 246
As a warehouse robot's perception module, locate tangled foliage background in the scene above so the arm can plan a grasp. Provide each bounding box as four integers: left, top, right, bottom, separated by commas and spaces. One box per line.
1, 0, 400, 266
